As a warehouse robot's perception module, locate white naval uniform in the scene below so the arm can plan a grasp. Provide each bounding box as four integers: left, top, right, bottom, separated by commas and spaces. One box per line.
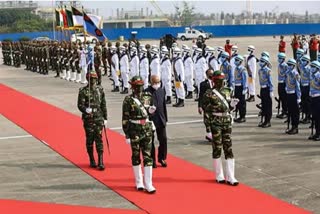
139, 56, 149, 89
173, 57, 185, 100
160, 56, 172, 97
194, 56, 208, 95
247, 54, 257, 96
183, 55, 194, 92
120, 53, 129, 88
111, 53, 120, 87
150, 55, 161, 79
129, 54, 139, 79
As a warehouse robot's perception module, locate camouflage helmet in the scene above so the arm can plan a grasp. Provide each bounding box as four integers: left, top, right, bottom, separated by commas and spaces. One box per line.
212, 70, 225, 80
129, 76, 144, 86
86, 72, 98, 80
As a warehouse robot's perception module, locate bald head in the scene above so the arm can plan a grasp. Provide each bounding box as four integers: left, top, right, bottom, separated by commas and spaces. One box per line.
151, 75, 160, 85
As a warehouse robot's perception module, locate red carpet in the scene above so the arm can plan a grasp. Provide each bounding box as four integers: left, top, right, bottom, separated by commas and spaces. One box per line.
0, 199, 144, 214
0, 84, 310, 214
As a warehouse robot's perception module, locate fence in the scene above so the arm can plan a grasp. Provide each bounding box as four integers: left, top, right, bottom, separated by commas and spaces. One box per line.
1, 23, 320, 42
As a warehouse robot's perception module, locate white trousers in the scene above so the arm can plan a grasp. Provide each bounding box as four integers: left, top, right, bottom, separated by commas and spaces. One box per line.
185, 75, 194, 92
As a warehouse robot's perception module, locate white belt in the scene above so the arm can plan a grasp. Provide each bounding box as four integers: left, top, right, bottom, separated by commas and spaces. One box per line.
129, 119, 150, 125
311, 94, 320, 98
235, 84, 242, 86
261, 85, 268, 88
212, 112, 230, 117
286, 91, 295, 94
278, 80, 284, 83
302, 84, 309, 86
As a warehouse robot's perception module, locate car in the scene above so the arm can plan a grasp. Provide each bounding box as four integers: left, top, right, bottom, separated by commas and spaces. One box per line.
177, 27, 211, 41
32, 36, 52, 41
71, 33, 98, 44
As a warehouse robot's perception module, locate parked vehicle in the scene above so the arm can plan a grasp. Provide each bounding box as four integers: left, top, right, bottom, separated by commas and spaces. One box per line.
32, 36, 52, 41
71, 33, 98, 43
177, 27, 212, 41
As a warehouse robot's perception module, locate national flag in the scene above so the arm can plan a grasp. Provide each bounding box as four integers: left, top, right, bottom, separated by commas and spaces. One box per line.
66, 7, 74, 29
60, 7, 68, 29
83, 11, 106, 41
71, 6, 83, 27
55, 9, 60, 27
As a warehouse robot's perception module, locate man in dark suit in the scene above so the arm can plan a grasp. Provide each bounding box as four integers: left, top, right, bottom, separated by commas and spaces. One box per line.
145, 75, 168, 168
198, 69, 214, 141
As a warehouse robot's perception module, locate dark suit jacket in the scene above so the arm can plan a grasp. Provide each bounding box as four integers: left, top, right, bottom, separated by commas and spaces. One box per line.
145, 86, 168, 128
198, 79, 212, 108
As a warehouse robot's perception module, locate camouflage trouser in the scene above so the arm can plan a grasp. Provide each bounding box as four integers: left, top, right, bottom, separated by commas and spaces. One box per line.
129, 125, 153, 167
203, 112, 211, 133
210, 115, 234, 159
83, 120, 104, 154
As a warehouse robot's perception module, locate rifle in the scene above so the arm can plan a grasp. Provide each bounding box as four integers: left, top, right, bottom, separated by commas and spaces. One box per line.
275, 97, 281, 116
103, 125, 111, 155
256, 103, 263, 125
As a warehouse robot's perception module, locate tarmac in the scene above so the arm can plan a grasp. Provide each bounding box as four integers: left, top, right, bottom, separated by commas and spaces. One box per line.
0, 36, 320, 213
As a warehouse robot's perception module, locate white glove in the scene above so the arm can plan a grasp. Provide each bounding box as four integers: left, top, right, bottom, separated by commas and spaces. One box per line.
85, 107, 92, 114
104, 120, 107, 126
230, 98, 239, 107
270, 92, 274, 98
125, 138, 131, 144
297, 99, 301, 104
242, 90, 247, 95
148, 105, 157, 114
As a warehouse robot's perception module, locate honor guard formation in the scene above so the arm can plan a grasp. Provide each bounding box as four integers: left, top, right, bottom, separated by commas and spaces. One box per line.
1, 33, 320, 192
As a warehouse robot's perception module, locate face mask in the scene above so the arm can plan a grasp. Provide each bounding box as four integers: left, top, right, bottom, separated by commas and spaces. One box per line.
152, 83, 161, 90
220, 56, 226, 62
278, 58, 284, 64
310, 67, 317, 73
259, 62, 265, 68
160, 53, 165, 58
248, 50, 252, 54
234, 60, 241, 66
301, 60, 308, 66
288, 65, 295, 70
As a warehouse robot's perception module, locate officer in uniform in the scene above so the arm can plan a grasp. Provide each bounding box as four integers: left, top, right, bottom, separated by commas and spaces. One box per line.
207, 46, 219, 71
233, 55, 248, 123
110, 46, 120, 92
122, 76, 157, 193
129, 47, 139, 79
172, 47, 185, 107
299, 55, 311, 124
139, 47, 149, 90
77, 72, 108, 170
258, 56, 274, 128
194, 48, 208, 101
276, 53, 288, 119
160, 46, 172, 104
246, 45, 257, 102
150, 47, 161, 78
183, 46, 194, 99
285, 58, 301, 135
220, 51, 234, 90
309, 61, 320, 141
202, 70, 239, 186
119, 46, 129, 94
94, 46, 102, 85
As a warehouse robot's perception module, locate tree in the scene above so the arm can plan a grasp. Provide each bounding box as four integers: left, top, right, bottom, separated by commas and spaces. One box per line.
174, 1, 195, 26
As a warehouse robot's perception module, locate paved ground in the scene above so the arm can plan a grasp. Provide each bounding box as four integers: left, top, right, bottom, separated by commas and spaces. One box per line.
0, 36, 320, 213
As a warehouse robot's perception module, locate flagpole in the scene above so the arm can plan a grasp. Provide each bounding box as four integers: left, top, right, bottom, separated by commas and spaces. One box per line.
82, 6, 86, 44
52, 0, 56, 40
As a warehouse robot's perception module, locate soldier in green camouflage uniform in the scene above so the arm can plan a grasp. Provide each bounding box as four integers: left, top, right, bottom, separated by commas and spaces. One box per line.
77, 72, 108, 170
202, 70, 239, 186
122, 76, 156, 193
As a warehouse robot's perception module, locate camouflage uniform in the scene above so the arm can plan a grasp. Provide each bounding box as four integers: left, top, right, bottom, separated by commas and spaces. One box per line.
77, 73, 107, 170
122, 92, 154, 166
122, 76, 156, 193
202, 70, 239, 186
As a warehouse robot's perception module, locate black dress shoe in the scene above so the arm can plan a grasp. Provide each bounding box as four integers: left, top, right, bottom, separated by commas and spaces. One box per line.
226, 181, 239, 186
308, 134, 316, 140
261, 122, 271, 128
246, 95, 255, 102
287, 127, 298, 135
234, 117, 246, 123
216, 179, 225, 184
258, 121, 264, 127
158, 160, 167, 167
313, 135, 320, 141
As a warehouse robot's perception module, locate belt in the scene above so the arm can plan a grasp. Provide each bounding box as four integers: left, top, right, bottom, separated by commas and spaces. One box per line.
261, 85, 268, 88
235, 84, 242, 86
212, 112, 230, 117
302, 84, 309, 86
278, 80, 284, 83
286, 91, 295, 94
129, 119, 150, 125
311, 94, 320, 98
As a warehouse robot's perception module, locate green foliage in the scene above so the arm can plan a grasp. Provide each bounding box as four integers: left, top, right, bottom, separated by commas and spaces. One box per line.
0, 8, 51, 33
174, 1, 195, 26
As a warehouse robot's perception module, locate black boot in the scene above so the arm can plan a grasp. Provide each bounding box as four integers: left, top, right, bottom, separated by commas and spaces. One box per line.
185, 91, 193, 99
234, 117, 246, 123
166, 96, 172, 104
87, 148, 96, 168
261, 122, 271, 128
173, 99, 184, 107
111, 86, 119, 92
97, 152, 105, 170
246, 95, 255, 102
172, 98, 180, 107
287, 126, 298, 135
120, 88, 128, 94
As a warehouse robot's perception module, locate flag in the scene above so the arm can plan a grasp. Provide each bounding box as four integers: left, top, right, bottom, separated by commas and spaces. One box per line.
71, 6, 83, 27
83, 11, 106, 41
55, 9, 60, 27
60, 7, 68, 29
88, 14, 103, 29
66, 7, 74, 29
